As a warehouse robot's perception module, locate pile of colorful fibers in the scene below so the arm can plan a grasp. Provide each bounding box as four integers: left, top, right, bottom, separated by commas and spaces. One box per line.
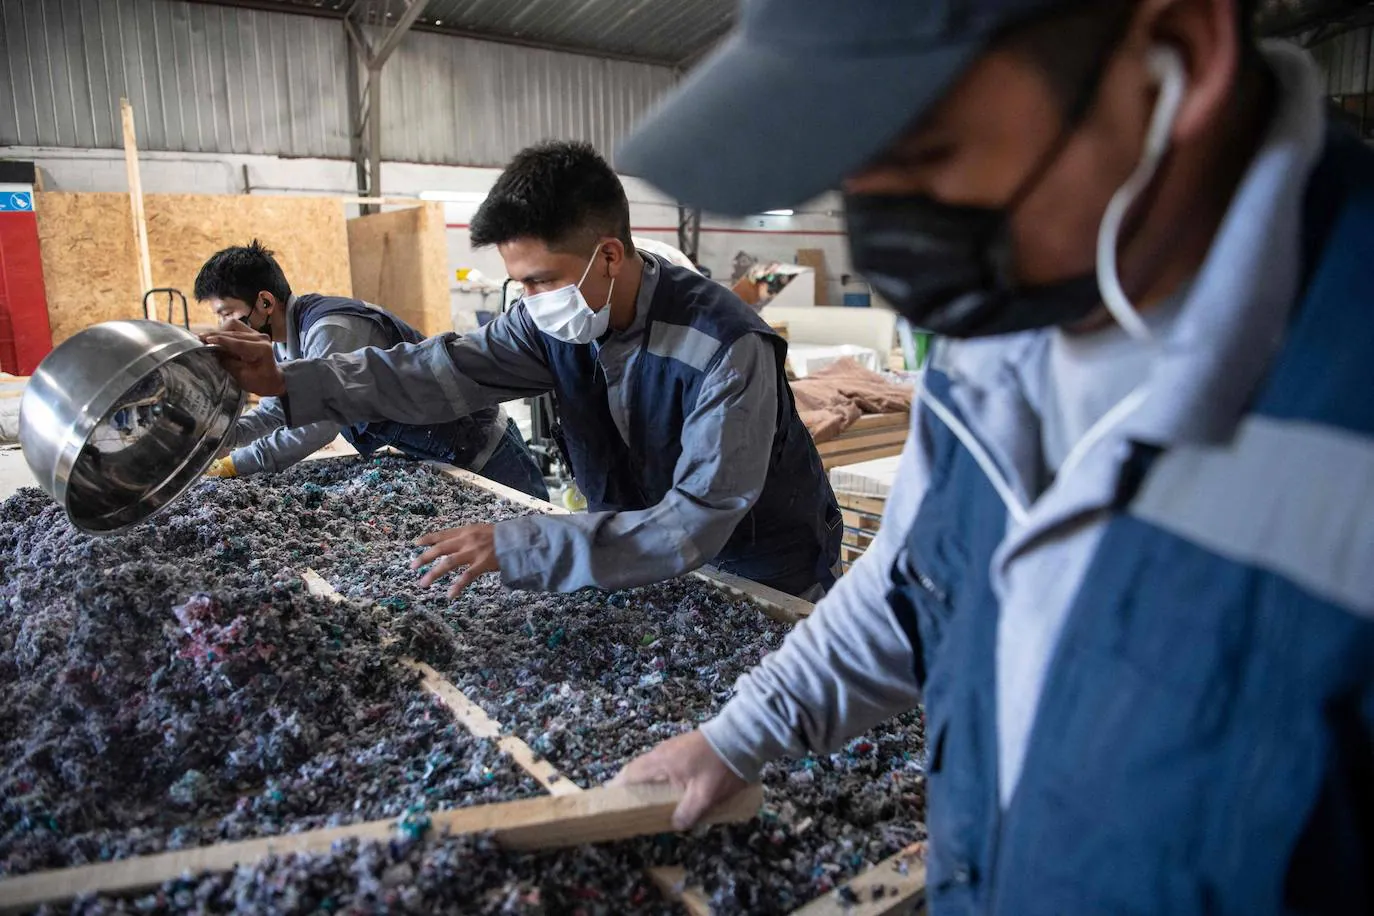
209, 459, 929, 912
221, 460, 795, 786
0, 488, 535, 878
35, 830, 679, 916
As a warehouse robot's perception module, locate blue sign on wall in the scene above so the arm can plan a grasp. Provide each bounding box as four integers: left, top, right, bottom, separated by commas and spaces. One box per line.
0, 192, 33, 212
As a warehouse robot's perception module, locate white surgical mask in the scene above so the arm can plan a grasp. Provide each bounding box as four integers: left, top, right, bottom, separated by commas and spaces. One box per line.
523, 246, 615, 344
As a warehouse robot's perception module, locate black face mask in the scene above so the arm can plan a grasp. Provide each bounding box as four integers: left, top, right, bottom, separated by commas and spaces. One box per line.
239, 300, 272, 335
843, 192, 1102, 338
844, 18, 1135, 340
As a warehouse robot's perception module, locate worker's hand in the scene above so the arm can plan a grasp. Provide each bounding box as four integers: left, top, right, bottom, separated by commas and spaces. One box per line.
201, 327, 285, 397
412, 523, 500, 598
205, 456, 237, 478
610, 730, 749, 830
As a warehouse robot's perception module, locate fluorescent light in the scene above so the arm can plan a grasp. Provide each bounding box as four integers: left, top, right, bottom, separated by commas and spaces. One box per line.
419, 190, 488, 203
762, 209, 794, 216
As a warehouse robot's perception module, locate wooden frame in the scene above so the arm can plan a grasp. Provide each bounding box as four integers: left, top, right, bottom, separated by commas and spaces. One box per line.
0, 462, 926, 915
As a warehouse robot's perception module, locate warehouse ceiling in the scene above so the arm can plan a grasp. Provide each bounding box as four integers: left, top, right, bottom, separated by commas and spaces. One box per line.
184, 0, 1374, 67
186, 0, 737, 66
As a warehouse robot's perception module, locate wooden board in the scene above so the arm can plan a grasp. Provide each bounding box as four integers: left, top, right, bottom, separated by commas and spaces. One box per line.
790, 843, 928, 916
33, 193, 142, 345
835, 491, 889, 517
0, 783, 763, 914
822, 443, 905, 471
34, 192, 353, 344
348, 203, 451, 336
817, 429, 907, 458
145, 194, 352, 329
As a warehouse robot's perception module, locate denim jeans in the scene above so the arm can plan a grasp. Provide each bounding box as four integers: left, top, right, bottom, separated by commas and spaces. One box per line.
474, 419, 550, 501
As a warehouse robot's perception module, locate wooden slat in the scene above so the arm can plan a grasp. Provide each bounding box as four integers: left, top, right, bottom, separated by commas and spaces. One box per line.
823, 444, 906, 471
0, 784, 764, 913
789, 843, 928, 916
841, 508, 883, 531
817, 429, 907, 458
304, 569, 711, 913
834, 492, 888, 516
302, 570, 577, 797
843, 529, 874, 551
427, 462, 571, 515
692, 566, 813, 624
119, 98, 153, 296
844, 412, 910, 434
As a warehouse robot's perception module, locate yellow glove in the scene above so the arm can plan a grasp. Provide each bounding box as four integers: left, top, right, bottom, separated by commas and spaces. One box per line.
206, 456, 237, 479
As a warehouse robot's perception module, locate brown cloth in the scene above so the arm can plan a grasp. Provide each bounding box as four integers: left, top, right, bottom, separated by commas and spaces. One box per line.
790, 357, 914, 443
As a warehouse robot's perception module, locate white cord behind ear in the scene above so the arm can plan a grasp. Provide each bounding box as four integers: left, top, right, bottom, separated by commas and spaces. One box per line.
1095, 45, 1187, 343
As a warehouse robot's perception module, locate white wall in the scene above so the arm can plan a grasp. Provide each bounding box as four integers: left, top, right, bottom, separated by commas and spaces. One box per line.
4, 146, 856, 323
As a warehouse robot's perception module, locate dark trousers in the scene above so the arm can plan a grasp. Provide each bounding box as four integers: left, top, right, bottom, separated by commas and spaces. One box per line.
473, 419, 550, 501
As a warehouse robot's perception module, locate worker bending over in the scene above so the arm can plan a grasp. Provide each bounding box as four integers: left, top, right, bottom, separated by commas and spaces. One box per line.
208, 144, 841, 600
195, 241, 548, 500
612, 0, 1374, 912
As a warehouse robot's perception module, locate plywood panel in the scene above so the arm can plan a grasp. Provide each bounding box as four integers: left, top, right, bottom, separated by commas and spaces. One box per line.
35, 193, 353, 345
33, 192, 142, 346
144, 195, 352, 328
348, 203, 451, 336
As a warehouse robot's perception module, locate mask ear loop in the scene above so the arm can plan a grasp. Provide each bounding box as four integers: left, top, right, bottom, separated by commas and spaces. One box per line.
1096, 45, 1188, 343
576, 245, 602, 290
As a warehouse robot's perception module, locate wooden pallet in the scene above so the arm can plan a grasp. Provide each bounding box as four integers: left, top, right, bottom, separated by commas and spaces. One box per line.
816, 413, 908, 471
836, 489, 888, 573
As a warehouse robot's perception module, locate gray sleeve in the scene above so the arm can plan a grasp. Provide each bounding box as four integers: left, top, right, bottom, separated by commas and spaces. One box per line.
227, 397, 289, 449
281, 306, 555, 428
698, 420, 929, 782
230, 317, 374, 475
493, 333, 778, 592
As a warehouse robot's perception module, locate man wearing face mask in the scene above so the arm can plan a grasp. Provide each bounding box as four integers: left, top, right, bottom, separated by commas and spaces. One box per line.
193, 241, 548, 499
206, 143, 842, 600
610, 0, 1374, 911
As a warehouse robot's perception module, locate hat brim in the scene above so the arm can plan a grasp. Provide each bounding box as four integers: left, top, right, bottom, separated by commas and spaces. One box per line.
617, 32, 986, 215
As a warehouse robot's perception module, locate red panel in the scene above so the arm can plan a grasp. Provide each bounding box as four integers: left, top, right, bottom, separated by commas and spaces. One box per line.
0, 210, 54, 374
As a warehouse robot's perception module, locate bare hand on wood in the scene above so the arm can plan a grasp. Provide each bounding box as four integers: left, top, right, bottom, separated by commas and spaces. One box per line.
611, 730, 749, 830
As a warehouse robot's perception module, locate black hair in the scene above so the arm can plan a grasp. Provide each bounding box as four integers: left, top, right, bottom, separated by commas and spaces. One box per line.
1002, 0, 1263, 110
470, 141, 632, 252
193, 239, 291, 305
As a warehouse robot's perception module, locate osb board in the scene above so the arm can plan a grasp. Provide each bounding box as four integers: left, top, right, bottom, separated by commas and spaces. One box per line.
34, 193, 353, 343
144, 195, 352, 328
348, 203, 450, 336
33, 193, 142, 345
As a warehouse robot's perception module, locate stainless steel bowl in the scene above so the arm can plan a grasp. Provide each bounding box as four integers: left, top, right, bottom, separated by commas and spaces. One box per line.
20, 320, 246, 534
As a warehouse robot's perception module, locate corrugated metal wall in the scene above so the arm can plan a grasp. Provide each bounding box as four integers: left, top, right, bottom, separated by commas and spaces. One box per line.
1311, 25, 1374, 95
378, 29, 677, 167
0, 0, 677, 167
0, 0, 352, 156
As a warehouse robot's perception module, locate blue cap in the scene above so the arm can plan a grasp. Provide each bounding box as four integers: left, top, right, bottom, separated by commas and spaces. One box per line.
618, 0, 1071, 215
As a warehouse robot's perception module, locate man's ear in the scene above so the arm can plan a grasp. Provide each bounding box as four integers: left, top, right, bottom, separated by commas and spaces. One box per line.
258, 291, 277, 312
600, 239, 628, 278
